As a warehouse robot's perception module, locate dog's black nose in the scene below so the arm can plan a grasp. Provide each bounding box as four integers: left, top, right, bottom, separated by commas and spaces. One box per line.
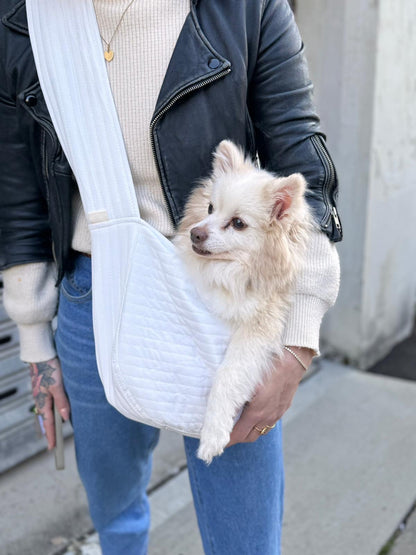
190, 226, 208, 244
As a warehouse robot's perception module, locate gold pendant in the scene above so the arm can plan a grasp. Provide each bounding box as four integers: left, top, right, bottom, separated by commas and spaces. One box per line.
104, 50, 114, 62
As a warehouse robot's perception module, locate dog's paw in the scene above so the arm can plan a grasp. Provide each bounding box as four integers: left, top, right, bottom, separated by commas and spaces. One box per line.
197, 443, 219, 465
197, 426, 230, 464
197, 439, 225, 465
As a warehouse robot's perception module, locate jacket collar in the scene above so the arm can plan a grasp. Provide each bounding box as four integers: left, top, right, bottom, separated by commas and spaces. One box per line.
1, 0, 201, 35
2, 0, 28, 35
2, 0, 230, 116
153, 1, 230, 116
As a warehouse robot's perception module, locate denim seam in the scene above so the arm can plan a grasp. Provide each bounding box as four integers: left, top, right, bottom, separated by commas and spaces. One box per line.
185, 441, 217, 555
61, 284, 92, 303
68, 270, 89, 294
146, 429, 160, 452
61, 269, 92, 302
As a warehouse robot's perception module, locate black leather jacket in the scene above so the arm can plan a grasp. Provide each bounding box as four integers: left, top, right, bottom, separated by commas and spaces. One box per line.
0, 0, 342, 283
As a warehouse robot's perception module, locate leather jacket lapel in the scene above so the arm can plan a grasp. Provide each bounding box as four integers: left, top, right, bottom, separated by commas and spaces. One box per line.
153, 3, 231, 117
2, 0, 29, 36
3, 0, 232, 123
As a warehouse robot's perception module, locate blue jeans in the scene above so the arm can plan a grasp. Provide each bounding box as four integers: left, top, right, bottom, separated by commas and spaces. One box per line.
55, 254, 284, 554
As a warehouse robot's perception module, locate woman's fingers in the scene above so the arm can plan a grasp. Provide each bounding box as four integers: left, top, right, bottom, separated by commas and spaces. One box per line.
226, 349, 311, 448
30, 357, 70, 449
226, 407, 261, 447
244, 421, 277, 443
51, 384, 71, 422
36, 390, 55, 450
49, 357, 71, 422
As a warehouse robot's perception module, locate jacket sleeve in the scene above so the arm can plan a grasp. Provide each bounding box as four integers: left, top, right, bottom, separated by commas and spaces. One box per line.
248, 0, 342, 354
0, 88, 53, 270
248, 0, 342, 243
0, 68, 57, 363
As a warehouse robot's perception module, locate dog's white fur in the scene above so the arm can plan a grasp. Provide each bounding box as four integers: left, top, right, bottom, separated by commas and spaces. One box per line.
175, 140, 313, 463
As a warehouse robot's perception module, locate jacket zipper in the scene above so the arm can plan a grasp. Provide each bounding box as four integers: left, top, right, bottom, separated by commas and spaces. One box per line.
28, 109, 59, 198
28, 112, 63, 268
150, 68, 231, 225
331, 205, 341, 231
32, 112, 59, 152
310, 134, 341, 232
245, 108, 256, 161
40, 129, 49, 184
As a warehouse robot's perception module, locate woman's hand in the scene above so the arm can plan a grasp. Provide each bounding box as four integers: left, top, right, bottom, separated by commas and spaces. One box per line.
226, 346, 314, 447
29, 357, 70, 450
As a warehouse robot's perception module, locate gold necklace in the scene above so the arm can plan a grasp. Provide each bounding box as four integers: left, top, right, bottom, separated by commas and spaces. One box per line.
93, 0, 138, 62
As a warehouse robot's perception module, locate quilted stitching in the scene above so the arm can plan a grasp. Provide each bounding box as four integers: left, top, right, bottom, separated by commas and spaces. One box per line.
93, 220, 230, 436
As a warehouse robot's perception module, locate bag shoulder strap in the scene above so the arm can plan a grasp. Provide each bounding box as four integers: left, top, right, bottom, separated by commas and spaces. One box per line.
26, 0, 140, 223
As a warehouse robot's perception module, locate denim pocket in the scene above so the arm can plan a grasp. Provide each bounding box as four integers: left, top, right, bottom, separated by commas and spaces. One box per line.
61, 265, 92, 302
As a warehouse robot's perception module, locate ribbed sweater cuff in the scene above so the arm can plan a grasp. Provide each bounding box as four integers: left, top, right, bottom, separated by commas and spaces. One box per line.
17, 322, 57, 363
282, 294, 330, 357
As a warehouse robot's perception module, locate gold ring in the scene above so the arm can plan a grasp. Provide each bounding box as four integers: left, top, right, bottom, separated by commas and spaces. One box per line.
254, 423, 277, 435
33, 406, 39, 415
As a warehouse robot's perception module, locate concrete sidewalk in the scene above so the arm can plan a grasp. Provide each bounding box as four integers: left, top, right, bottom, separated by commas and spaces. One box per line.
2, 358, 416, 554
281, 360, 416, 555
0, 430, 187, 555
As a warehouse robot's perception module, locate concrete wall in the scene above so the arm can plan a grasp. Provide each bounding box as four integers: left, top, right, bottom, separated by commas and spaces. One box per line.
295, 0, 416, 368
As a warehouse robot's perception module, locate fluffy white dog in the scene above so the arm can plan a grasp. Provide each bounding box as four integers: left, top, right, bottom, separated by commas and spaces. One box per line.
175, 140, 313, 463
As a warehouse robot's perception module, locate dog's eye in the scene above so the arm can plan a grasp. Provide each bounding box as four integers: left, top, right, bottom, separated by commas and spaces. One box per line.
208, 203, 213, 215
231, 218, 246, 230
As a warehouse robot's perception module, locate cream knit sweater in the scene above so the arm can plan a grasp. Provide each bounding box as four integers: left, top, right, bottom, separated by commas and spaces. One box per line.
2, 0, 340, 362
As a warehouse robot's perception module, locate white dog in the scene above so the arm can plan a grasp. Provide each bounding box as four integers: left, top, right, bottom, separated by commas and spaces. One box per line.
175, 140, 313, 463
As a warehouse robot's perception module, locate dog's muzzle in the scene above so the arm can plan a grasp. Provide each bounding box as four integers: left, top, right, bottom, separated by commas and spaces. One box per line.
190, 226, 212, 256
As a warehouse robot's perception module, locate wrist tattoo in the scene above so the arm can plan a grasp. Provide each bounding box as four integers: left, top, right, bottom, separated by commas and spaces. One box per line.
30, 362, 56, 409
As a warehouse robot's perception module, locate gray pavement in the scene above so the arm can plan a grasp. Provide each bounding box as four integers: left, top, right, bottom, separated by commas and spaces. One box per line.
2, 358, 416, 555
282, 360, 416, 555
390, 509, 416, 555
369, 324, 416, 382
0, 430, 187, 555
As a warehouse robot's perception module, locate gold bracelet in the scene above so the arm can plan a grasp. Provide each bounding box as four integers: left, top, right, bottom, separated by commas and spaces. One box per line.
283, 346, 308, 372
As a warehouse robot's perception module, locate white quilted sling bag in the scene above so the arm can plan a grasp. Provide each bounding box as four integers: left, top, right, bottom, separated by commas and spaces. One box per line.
26, 0, 229, 437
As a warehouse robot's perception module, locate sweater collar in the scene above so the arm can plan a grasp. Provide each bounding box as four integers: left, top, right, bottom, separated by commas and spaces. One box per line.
1, 0, 201, 36
2, 0, 231, 117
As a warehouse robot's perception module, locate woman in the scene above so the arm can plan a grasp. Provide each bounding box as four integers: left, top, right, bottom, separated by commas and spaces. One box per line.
0, 0, 341, 553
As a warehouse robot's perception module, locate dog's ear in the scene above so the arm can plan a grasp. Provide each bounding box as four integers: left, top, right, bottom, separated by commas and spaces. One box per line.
212, 140, 246, 176
269, 173, 306, 220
